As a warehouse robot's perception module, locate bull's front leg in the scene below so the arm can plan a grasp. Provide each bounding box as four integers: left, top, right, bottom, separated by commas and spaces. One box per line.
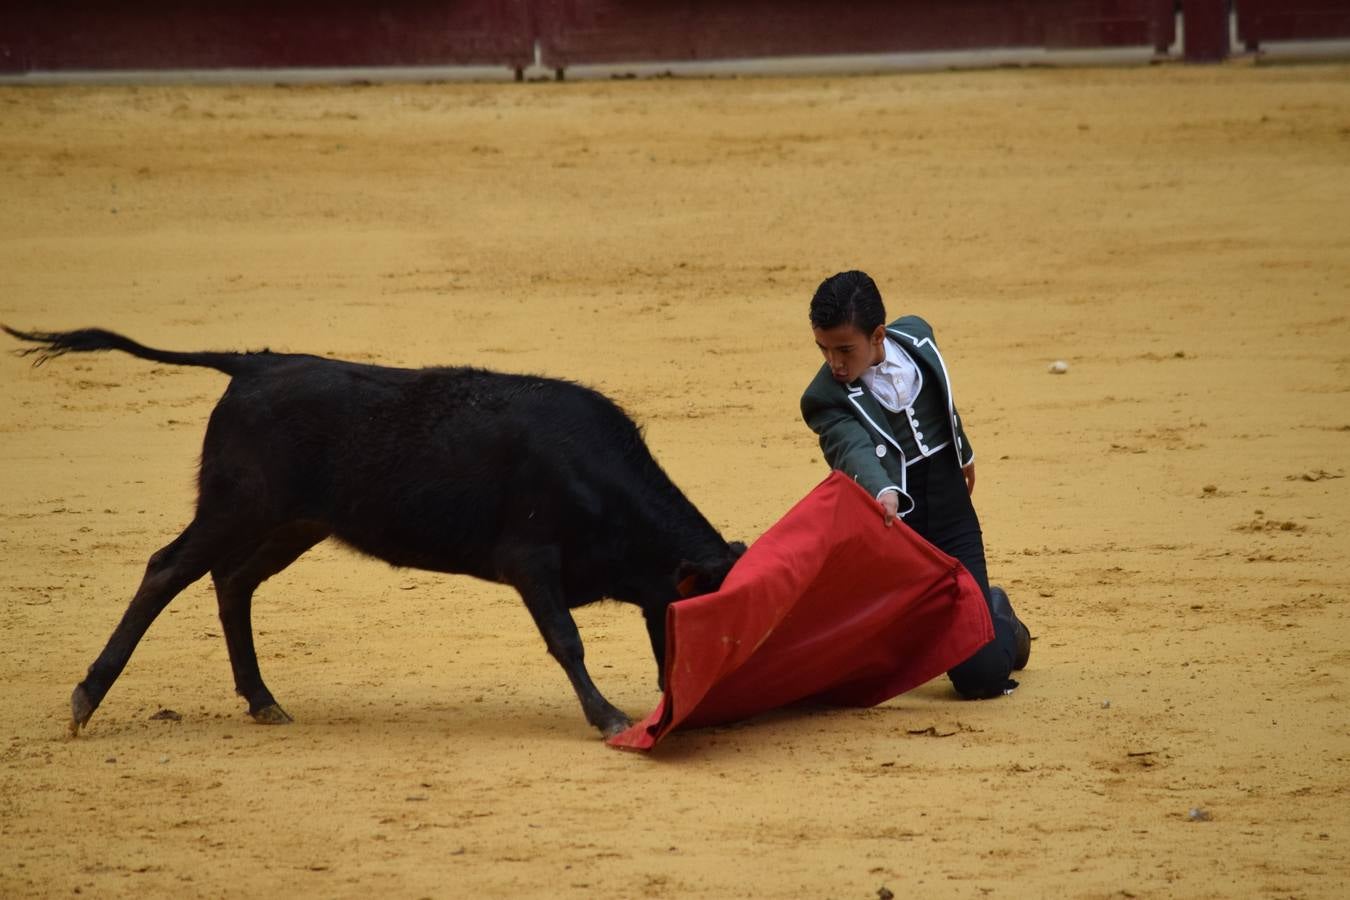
525, 592, 631, 737
501, 548, 631, 738
642, 604, 669, 693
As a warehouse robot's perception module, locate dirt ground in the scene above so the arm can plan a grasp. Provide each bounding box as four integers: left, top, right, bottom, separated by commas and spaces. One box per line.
1, 60, 1348, 899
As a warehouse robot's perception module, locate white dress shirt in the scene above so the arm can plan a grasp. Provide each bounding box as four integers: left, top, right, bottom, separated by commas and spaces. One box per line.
861, 337, 920, 413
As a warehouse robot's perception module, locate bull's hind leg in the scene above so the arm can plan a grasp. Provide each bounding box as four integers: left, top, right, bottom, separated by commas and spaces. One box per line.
211, 522, 330, 725
71, 519, 234, 735
500, 546, 631, 738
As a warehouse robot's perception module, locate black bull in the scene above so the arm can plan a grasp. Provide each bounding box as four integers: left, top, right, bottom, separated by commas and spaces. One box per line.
5, 326, 744, 738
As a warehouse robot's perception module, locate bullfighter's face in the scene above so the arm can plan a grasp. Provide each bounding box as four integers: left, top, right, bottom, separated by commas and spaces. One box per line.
813, 323, 886, 385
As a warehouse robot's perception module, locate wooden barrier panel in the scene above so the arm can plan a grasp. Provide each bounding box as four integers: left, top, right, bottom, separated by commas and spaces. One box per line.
1181, 0, 1231, 62
0, 0, 535, 74
1237, 0, 1350, 49
3, 0, 1210, 77
536, 0, 1177, 69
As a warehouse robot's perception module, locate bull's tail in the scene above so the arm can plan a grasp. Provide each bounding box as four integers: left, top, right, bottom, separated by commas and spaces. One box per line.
3, 325, 260, 377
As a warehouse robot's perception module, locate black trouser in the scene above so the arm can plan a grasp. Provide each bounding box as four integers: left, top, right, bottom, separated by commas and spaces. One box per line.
902, 445, 1018, 699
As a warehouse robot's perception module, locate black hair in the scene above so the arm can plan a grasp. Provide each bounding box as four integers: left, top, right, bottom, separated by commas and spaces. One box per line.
808, 270, 886, 334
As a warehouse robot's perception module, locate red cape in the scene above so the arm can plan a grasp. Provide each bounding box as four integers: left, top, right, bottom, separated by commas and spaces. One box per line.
607, 471, 993, 751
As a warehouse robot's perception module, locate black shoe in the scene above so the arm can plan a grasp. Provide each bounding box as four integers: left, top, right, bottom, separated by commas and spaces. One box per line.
990, 585, 1031, 671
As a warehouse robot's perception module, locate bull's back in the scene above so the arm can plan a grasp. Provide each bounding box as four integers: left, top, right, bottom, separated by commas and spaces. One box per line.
199, 358, 660, 576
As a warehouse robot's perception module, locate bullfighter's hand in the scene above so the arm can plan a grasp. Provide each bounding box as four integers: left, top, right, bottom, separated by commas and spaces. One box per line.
880, 490, 900, 527
962, 462, 976, 496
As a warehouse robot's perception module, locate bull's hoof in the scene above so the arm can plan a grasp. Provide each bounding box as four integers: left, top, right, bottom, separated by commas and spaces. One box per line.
69, 684, 95, 738
599, 716, 632, 739
250, 703, 294, 725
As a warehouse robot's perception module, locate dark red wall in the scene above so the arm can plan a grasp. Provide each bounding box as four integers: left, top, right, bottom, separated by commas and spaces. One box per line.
0, 1, 535, 74
1237, 0, 1350, 49
534, 0, 1177, 68
4, 1, 1349, 75
1181, 0, 1230, 62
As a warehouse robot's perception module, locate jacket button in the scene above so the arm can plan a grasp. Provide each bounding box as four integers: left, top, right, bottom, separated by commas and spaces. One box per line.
875, 444, 887, 458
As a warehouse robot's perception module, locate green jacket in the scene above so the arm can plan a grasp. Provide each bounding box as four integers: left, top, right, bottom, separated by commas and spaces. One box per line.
800, 314, 975, 517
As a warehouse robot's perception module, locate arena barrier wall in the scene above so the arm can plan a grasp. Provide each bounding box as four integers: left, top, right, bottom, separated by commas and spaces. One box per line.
1182, 0, 1231, 62
0, 1, 536, 75
533, 0, 1178, 70
5, 1, 1350, 78
1237, 0, 1350, 50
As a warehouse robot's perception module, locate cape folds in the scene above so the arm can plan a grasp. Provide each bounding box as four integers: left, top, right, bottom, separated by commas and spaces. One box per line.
608, 471, 993, 750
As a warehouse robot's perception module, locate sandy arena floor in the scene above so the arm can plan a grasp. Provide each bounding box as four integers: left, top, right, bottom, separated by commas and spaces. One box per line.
1, 61, 1348, 899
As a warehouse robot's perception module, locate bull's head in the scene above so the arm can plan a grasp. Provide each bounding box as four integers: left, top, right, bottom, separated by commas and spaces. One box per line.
675, 541, 747, 598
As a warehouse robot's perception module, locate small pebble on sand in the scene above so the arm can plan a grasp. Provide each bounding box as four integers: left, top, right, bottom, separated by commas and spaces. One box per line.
1048, 360, 1069, 374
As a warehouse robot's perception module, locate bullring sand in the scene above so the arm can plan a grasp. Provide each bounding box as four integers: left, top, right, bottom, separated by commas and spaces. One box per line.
1, 62, 1348, 898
